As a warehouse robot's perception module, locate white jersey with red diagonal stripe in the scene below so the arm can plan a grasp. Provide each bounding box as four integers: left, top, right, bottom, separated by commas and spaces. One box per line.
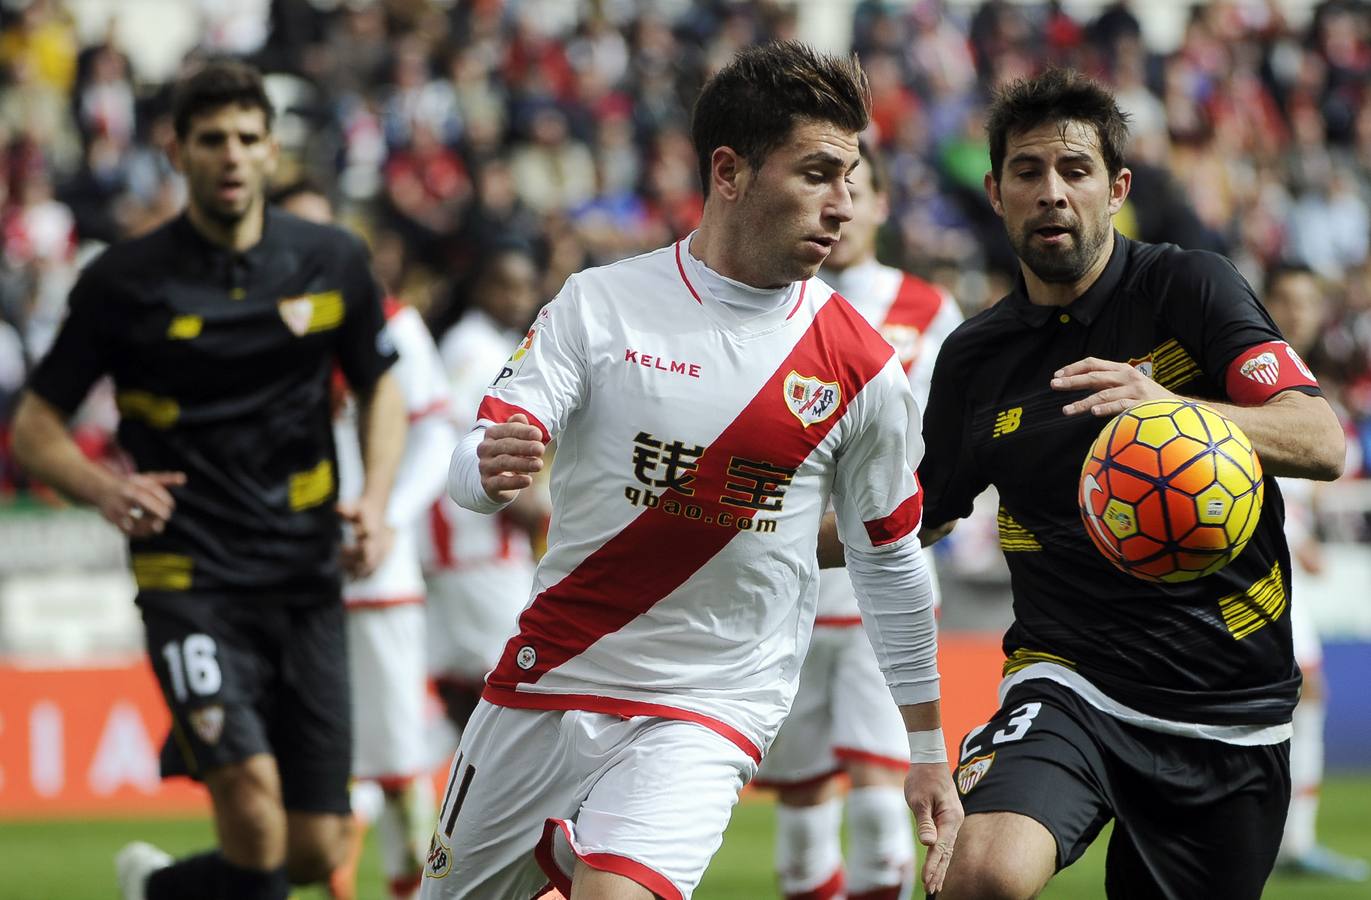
814, 260, 962, 621
472, 240, 926, 762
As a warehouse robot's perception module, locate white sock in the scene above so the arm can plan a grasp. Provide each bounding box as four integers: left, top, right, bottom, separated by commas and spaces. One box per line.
846, 785, 914, 898
775, 797, 844, 895
350, 779, 385, 825
1281, 698, 1326, 859
378, 777, 436, 897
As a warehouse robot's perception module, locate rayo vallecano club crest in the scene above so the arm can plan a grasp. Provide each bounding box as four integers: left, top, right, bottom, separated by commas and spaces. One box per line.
956, 751, 995, 795
783, 371, 840, 428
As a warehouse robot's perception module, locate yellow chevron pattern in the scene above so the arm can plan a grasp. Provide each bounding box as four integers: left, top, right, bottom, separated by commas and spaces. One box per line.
998, 507, 1042, 551
1219, 560, 1286, 640
1003, 648, 1077, 677
1151, 338, 1202, 390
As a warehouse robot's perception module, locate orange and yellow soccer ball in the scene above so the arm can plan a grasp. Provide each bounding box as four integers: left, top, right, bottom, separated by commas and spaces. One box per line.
1078, 399, 1264, 583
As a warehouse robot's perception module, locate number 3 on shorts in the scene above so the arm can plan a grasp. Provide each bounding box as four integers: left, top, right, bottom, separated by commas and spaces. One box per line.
162, 634, 223, 702
961, 701, 1043, 758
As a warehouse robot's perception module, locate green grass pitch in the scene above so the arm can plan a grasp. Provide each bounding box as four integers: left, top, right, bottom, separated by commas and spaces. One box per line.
3, 774, 1368, 898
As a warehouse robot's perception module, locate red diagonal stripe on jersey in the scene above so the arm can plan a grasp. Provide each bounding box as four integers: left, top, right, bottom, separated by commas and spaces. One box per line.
885, 274, 945, 331
486, 293, 894, 694
863, 477, 923, 546
477, 397, 551, 443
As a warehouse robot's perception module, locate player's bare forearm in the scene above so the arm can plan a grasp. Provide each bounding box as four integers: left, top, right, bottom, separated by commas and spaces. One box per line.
1052, 358, 1344, 480
1194, 391, 1344, 481
12, 391, 185, 536
355, 371, 407, 509
816, 510, 844, 567
899, 698, 942, 733
12, 392, 117, 507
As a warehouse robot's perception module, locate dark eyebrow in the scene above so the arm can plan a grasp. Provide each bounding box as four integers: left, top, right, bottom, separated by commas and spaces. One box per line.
1006, 151, 1096, 168
798, 151, 857, 173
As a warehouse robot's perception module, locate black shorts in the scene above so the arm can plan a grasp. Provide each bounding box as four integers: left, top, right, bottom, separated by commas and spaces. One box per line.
140, 590, 352, 814
953, 679, 1290, 900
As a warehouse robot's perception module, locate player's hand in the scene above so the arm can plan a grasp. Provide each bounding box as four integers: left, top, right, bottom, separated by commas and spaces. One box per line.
98, 471, 186, 537
338, 498, 391, 578
1051, 357, 1175, 417
477, 414, 545, 503
905, 761, 963, 896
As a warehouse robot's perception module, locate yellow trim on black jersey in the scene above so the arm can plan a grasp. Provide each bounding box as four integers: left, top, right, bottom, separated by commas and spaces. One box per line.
132, 553, 193, 591
997, 507, 1042, 551
116, 390, 180, 429
305, 291, 345, 333
289, 459, 335, 511
167, 315, 202, 340
1219, 560, 1286, 640
1003, 648, 1077, 677
1151, 338, 1201, 390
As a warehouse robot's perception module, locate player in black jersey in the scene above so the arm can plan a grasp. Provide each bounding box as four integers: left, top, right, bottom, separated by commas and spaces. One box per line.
12, 61, 405, 900
919, 70, 1346, 900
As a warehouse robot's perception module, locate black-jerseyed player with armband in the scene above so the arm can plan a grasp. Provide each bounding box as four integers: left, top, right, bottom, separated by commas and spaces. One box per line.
12, 61, 406, 900
918, 70, 1346, 900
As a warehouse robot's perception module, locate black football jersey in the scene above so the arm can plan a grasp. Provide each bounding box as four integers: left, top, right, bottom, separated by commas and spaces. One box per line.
29, 209, 398, 597
921, 232, 1322, 726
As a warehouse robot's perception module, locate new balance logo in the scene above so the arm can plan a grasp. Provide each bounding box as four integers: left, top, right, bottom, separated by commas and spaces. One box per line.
992, 407, 1022, 437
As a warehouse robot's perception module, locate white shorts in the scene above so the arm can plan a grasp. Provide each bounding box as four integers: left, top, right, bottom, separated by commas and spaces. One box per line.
420, 701, 756, 899
755, 624, 908, 787
425, 565, 532, 683
347, 603, 429, 779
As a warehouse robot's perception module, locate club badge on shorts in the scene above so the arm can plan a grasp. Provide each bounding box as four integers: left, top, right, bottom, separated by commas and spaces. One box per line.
956, 751, 995, 795
783, 371, 840, 428
188, 705, 225, 745
425, 833, 452, 879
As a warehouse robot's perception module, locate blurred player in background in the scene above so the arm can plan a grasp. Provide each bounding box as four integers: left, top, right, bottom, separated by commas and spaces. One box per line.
424, 243, 547, 743
919, 70, 1346, 899
755, 141, 962, 900
1263, 263, 1369, 883
11, 61, 405, 900
427, 42, 960, 899
272, 181, 458, 900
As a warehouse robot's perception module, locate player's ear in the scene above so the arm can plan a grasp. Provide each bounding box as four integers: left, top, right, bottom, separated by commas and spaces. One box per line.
984, 171, 1004, 217
711, 147, 746, 202
1108, 166, 1132, 215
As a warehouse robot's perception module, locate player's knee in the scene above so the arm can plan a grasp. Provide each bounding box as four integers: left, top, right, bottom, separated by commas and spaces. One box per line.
845, 785, 913, 891
286, 814, 354, 884
939, 842, 1042, 900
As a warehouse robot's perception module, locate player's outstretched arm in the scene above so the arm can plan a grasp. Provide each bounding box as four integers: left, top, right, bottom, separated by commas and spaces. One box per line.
1051, 357, 1344, 480
12, 391, 185, 537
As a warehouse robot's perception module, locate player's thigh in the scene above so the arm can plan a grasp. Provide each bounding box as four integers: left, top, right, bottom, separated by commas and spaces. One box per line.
545, 718, 757, 898
1106, 737, 1289, 900
570, 862, 653, 900
830, 626, 910, 776
346, 603, 428, 779
950, 682, 1113, 872
140, 592, 274, 779
422, 702, 581, 900
754, 630, 839, 789
940, 811, 1057, 900
269, 598, 352, 814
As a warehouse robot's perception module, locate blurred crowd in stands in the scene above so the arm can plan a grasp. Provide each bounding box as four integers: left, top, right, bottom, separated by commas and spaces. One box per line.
2, 0, 1371, 497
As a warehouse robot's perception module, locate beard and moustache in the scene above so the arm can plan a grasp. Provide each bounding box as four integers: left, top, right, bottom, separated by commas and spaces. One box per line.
1010, 212, 1111, 284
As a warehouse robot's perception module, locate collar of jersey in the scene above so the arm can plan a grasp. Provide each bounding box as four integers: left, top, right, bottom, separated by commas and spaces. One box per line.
172, 207, 277, 270
1003, 230, 1129, 328
674, 237, 807, 337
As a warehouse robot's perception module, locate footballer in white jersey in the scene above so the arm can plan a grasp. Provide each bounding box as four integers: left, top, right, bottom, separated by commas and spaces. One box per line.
754, 141, 963, 900
424, 43, 959, 900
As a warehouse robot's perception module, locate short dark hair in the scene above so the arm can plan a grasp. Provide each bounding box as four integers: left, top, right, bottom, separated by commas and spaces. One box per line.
1264, 261, 1318, 294
857, 139, 888, 195
692, 41, 870, 196
986, 68, 1129, 182
171, 59, 274, 139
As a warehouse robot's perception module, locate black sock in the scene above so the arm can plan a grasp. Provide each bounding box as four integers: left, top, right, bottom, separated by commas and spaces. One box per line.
146, 851, 289, 900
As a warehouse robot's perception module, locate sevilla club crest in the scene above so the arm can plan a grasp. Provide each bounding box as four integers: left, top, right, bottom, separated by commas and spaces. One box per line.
956, 751, 995, 795
278, 296, 314, 336
1240, 351, 1280, 386
783, 371, 841, 428
188, 705, 225, 745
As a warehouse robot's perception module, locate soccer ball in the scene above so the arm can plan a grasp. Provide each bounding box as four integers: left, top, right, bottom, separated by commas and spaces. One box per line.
1079, 399, 1264, 583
